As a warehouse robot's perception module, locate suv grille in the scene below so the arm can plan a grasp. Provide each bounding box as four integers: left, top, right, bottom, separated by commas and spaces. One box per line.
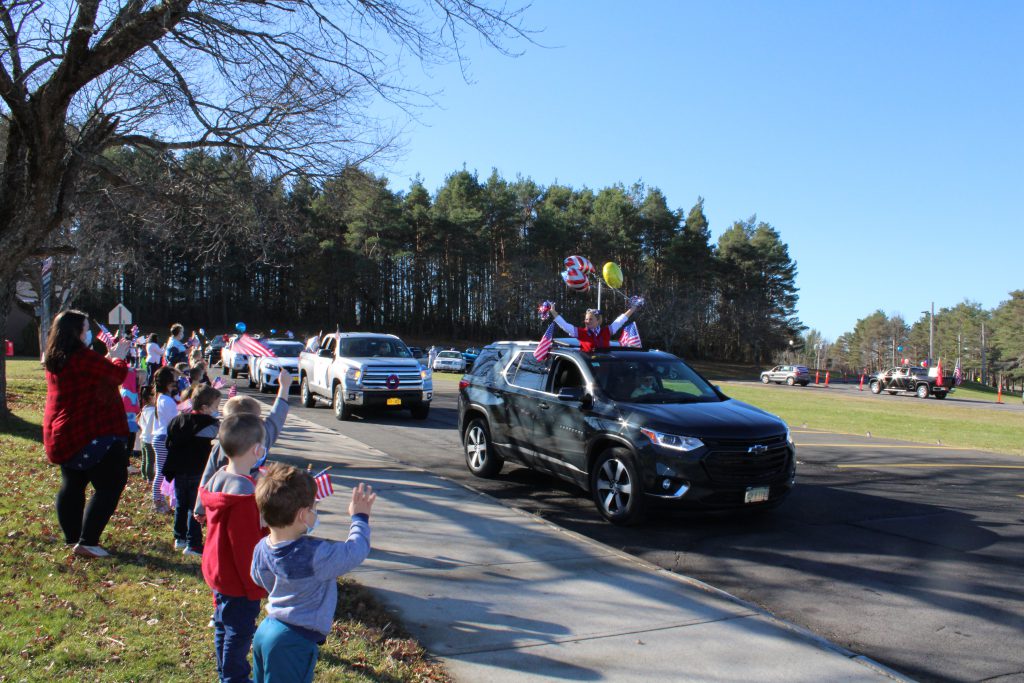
701, 434, 790, 484
362, 365, 423, 390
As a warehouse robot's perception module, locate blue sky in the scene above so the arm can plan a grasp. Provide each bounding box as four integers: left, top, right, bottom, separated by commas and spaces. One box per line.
377, 1, 1022, 340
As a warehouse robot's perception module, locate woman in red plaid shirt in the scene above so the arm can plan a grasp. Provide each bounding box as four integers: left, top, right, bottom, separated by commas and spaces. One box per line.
43, 310, 132, 559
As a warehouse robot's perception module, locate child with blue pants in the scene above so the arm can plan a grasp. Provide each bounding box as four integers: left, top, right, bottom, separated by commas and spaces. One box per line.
250, 464, 374, 682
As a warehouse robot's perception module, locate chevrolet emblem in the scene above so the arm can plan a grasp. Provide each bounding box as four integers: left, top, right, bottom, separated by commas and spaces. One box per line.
748, 444, 768, 455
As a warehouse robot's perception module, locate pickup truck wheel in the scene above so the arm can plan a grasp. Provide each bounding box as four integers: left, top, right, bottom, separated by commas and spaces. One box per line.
333, 384, 353, 421
761, 376, 770, 384
591, 448, 645, 525
786, 377, 795, 386
410, 403, 430, 420
464, 419, 502, 477
300, 378, 317, 408
869, 381, 882, 394
917, 384, 930, 399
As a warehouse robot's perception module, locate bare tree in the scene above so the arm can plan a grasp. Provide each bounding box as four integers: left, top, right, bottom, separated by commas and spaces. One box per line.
0, 0, 530, 418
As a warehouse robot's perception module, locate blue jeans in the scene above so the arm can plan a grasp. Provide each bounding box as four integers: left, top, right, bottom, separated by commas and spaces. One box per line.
253, 618, 319, 683
173, 474, 203, 550
213, 592, 261, 683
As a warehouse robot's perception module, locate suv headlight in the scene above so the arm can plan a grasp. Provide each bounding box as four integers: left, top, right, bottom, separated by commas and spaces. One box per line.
640, 428, 704, 452
345, 367, 362, 382
786, 427, 794, 445
265, 362, 280, 372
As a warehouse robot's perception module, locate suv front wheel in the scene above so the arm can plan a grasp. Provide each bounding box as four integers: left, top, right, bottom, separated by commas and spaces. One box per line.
591, 447, 645, 525
464, 418, 503, 477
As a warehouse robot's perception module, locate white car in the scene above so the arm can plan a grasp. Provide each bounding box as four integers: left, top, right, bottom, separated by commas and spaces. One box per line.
220, 336, 249, 379
248, 339, 305, 393
432, 350, 467, 373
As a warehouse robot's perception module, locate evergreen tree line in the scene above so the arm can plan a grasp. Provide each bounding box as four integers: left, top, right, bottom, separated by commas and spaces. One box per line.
783, 297, 1024, 386
59, 150, 802, 363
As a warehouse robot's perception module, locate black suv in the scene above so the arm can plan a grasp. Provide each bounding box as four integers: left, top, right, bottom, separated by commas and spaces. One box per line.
457, 341, 796, 524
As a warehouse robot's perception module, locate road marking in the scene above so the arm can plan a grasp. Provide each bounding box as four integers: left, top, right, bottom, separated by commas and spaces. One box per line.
837, 463, 1024, 470
796, 443, 976, 451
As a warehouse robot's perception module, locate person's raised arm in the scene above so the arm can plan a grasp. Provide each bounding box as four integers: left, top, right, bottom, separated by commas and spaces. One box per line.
609, 307, 637, 336
548, 304, 577, 338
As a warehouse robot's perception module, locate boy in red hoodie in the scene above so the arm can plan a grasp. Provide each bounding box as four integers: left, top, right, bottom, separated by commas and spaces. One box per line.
199, 413, 268, 683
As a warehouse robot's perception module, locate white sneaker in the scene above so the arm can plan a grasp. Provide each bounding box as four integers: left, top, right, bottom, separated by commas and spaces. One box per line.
72, 544, 110, 558
183, 547, 203, 557
174, 540, 187, 550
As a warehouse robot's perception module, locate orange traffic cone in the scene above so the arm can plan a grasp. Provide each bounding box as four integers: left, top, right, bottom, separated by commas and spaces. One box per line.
858, 374, 865, 391
997, 384, 1004, 404
825, 371, 830, 388
815, 370, 820, 384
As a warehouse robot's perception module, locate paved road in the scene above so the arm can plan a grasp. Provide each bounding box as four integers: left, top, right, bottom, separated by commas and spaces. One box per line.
249, 378, 1024, 683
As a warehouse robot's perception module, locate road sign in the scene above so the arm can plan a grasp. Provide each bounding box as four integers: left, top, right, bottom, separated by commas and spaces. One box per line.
108, 303, 132, 326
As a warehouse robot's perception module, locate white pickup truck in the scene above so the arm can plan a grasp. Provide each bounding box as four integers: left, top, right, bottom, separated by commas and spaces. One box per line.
297, 332, 433, 420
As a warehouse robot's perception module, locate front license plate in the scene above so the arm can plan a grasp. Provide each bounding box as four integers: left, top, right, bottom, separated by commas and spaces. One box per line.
386, 398, 402, 406
744, 486, 770, 504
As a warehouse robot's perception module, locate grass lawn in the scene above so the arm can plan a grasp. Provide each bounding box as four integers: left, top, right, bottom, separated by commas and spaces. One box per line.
0, 359, 449, 682
720, 381, 1024, 456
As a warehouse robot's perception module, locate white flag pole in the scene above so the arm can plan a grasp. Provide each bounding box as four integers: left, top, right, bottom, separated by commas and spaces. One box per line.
597, 279, 602, 311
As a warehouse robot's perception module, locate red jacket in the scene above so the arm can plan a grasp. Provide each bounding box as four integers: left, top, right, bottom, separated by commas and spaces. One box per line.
575, 325, 612, 353
43, 349, 129, 465
200, 474, 268, 600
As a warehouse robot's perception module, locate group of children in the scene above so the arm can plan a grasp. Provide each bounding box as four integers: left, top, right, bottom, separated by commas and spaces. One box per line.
123, 323, 376, 682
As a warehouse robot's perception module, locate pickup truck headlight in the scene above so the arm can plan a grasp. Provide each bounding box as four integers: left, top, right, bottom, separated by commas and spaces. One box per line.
786, 427, 794, 445
345, 367, 362, 382
640, 428, 704, 452
421, 368, 431, 380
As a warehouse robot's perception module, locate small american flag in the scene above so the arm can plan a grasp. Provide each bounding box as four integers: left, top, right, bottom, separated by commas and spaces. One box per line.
130, 324, 140, 339
177, 398, 193, 413
953, 358, 963, 386
228, 384, 238, 398
213, 376, 225, 389
619, 322, 642, 348
534, 323, 555, 361
233, 334, 276, 357
314, 472, 333, 501
97, 324, 116, 347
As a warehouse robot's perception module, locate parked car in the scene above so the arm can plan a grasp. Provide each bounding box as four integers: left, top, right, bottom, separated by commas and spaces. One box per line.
433, 350, 467, 373
297, 332, 432, 420
760, 365, 811, 386
458, 341, 796, 524
204, 335, 227, 366
220, 336, 249, 379
870, 366, 953, 399
247, 339, 305, 393
462, 347, 481, 369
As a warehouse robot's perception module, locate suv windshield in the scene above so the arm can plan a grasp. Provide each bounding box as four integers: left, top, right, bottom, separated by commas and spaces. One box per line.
587, 357, 721, 404
265, 341, 305, 356
340, 338, 411, 358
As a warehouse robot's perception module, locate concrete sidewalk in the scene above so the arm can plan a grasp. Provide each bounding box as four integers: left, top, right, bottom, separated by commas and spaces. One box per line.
270, 415, 909, 682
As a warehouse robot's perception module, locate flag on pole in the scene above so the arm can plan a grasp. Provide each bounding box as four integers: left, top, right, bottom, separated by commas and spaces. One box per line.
228, 384, 238, 398
97, 323, 116, 348
232, 334, 276, 357
130, 324, 140, 340
213, 376, 225, 389
953, 358, 963, 386
936, 358, 944, 387
619, 322, 642, 348
533, 323, 555, 361
314, 472, 334, 501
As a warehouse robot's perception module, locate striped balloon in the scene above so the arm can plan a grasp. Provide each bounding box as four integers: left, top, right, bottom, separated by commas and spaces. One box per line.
562, 266, 591, 291
564, 255, 595, 274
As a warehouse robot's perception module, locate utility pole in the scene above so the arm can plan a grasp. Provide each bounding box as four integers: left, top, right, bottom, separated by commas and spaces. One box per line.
929, 301, 934, 364
981, 321, 987, 385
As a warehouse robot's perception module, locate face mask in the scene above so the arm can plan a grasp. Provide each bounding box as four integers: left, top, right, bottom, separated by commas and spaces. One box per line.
254, 444, 268, 469
305, 510, 320, 536
84, 330, 93, 347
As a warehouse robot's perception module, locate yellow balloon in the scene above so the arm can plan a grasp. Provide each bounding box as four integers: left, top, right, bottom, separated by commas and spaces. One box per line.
602, 262, 623, 289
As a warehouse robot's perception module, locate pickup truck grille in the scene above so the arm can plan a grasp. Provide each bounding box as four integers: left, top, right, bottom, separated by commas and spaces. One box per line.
361, 366, 423, 390
701, 434, 790, 485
